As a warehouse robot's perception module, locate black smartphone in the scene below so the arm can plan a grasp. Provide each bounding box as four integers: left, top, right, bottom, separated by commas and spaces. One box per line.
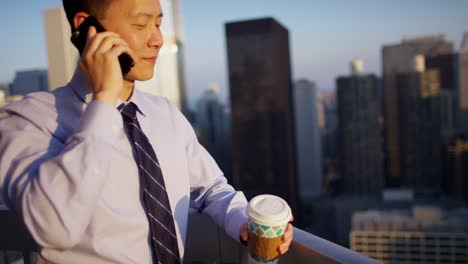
70, 16, 135, 75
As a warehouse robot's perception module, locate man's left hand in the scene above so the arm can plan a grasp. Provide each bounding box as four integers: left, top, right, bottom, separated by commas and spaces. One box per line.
240, 216, 294, 255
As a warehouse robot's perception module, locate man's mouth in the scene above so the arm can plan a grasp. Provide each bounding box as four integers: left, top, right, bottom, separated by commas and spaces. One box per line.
142, 56, 157, 64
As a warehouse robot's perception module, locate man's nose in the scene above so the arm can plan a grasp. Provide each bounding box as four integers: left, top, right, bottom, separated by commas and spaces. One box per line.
149, 28, 164, 48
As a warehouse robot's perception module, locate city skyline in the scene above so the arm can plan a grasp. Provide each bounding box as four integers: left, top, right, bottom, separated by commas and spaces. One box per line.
1, 0, 468, 108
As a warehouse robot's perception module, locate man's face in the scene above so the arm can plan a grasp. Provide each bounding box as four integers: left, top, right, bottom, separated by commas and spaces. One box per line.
99, 0, 163, 81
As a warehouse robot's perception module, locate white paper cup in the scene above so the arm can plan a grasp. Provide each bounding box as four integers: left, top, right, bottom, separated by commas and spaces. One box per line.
246, 195, 292, 262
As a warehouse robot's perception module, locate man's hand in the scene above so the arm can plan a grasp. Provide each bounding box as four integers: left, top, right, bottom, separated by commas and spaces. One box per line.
240, 216, 294, 255
79, 26, 134, 106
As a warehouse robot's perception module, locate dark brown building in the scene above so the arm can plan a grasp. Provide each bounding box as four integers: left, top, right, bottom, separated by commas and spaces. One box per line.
382, 36, 454, 185
397, 68, 455, 195
225, 18, 298, 215
336, 73, 384, 196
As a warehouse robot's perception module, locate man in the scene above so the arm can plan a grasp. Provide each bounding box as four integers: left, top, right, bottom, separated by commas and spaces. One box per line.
0, 0, 293, 263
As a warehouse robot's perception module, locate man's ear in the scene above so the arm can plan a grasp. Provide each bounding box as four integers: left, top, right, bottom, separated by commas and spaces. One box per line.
73, 11, 91, 31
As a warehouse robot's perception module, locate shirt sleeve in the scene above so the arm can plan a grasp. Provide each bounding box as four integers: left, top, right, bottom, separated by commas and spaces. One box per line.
169, 101, 249, 243
0, 100, 122, 249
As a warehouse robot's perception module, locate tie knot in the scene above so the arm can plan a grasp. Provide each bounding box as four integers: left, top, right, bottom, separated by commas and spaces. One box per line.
119, 102, 138, 121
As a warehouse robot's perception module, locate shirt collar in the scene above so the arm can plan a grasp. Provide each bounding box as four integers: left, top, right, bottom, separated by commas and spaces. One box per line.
69, 68, 148, 117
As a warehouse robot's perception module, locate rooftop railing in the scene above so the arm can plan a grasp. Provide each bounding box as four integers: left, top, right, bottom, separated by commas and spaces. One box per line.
0, 206, 381, 264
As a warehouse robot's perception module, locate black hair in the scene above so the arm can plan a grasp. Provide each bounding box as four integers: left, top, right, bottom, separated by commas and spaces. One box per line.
62, 0, 110, 31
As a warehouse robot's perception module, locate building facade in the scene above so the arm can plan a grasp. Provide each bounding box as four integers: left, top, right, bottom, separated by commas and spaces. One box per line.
195, 84, 232, 182
336, 63, 384, 196
43, 6, 79, 90
12, 70, 48, 96
350, 208, 468, 264
225, 17, 298, 215
382, 36, 453, 184
293, 79, 323, 201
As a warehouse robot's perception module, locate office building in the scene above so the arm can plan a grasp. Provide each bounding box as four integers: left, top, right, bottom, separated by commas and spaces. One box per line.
382, 35, 453, 183
225, 17, 298, 215
397, 55, 455, 194
43, 6, 79, 90
336, 60, 384, 196
195, 83, 232, 181
350, 207, 468, 263
293, 79, 323, 201
12, 70, 48, 96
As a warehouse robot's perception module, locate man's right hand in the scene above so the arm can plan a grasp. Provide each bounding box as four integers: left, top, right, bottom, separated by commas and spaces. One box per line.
79, 26, 134, 106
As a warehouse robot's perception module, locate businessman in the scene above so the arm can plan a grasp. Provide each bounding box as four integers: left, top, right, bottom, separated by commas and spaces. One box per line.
0, 0, 293, 263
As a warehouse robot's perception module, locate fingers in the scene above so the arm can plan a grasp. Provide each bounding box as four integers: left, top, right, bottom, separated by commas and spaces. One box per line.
106, 44, 134, 58
97, 35, 130, 56
240, 224, 249, 242
83, 30, 124, 58
278, 223, 294, 255
81, 31, 134, 70
283, 223, 293, 241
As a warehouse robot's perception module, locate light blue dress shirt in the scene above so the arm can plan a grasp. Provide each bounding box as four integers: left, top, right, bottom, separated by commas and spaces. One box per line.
0, 69, 249, 263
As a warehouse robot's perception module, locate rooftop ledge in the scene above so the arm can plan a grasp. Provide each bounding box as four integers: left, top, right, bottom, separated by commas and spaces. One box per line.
0, 205, 380, 264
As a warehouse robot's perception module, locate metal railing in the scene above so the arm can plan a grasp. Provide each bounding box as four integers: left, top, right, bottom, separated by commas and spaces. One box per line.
0, 206, 380, 263
0, 205, 36, 264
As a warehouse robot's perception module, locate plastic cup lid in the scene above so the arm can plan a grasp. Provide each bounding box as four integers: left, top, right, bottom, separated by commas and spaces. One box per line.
246, 194, 292, 226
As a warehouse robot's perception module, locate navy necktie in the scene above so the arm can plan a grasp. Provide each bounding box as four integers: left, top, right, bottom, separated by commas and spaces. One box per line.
120, 102, 181, 264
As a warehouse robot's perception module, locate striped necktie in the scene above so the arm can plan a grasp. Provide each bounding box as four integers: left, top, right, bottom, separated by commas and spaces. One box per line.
119, 102, 181, 264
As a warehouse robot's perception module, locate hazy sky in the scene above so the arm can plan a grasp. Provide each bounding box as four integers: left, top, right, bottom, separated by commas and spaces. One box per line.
1, 0, 467, 107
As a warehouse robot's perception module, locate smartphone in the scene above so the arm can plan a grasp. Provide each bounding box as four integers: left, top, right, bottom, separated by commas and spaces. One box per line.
70, 16, 135, 75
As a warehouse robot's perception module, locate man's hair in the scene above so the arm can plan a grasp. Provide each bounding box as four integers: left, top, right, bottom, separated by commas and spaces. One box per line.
62, 0, 111, 31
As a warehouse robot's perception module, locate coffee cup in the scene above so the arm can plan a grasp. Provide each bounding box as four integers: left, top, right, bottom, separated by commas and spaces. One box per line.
246, 194, 292, 263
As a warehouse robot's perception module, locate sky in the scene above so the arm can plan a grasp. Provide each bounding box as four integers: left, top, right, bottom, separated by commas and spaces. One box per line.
1, 0, 467, 108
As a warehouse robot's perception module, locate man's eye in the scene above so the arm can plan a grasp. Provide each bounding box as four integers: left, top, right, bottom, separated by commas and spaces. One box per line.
134, 24, 147, 29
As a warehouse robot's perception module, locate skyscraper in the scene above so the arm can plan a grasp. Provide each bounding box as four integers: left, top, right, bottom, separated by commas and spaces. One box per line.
195, 83, 232, 182
336, 60, 384, 196
136, 0, 187, 111
225, 18, 298, 214
382, 35, 453, 184
397, 55, 455, 194
43, 6, 79, 90
293, 79, 323, 201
